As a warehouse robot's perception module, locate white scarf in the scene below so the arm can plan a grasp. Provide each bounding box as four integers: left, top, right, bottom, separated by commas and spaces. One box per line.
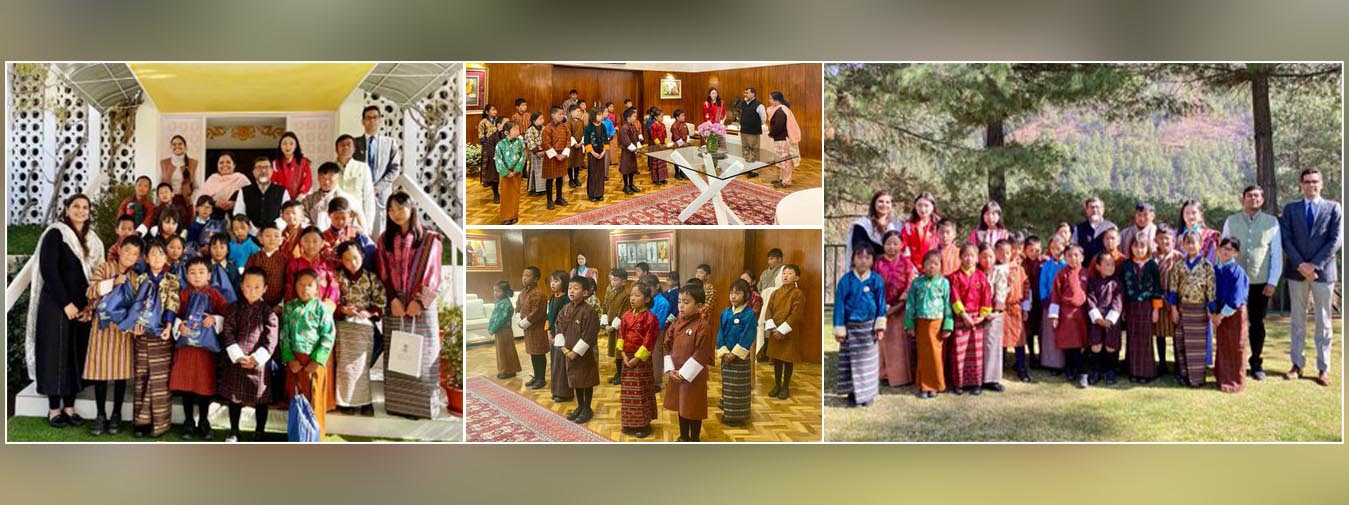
25, 222, 104, 380
170, 154, 186, 168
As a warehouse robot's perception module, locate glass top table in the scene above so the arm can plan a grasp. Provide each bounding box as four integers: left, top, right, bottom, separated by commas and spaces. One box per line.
638, 144, 798, 180
637, 144, 799, 225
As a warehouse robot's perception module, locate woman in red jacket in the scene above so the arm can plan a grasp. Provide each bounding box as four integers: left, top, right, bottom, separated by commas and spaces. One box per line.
702, 87, 726, 124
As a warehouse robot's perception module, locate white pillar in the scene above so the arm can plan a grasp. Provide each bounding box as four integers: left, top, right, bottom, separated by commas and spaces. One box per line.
84, 106, 106, 198
337, 87, 364, 138
401, 107, 420, 184
133, 98, 160, 181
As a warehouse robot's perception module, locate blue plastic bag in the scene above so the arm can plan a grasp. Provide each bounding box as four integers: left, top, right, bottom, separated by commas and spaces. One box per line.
176, 292, 221, 352
210, 263, 238, 304
118, 278, 165, 336
96, 280, 133, 327
287, 392, 320, 442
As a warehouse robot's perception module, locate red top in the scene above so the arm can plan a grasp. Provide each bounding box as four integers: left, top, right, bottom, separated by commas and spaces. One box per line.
619, 309, 659, 356
948, 267, 993, 321
899, 220, 939, 269
272, 156, 312, 200
875, 254, 916, 306
285, 253, 341, 304
649, 121, 668, 144
702, 101, 726, 123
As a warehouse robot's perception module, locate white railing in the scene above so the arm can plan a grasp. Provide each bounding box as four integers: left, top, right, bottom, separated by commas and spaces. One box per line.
394, 172, 464, 254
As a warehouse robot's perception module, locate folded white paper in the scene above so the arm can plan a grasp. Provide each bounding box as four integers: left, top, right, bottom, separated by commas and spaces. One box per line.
777, 322, 793, 335
251, 347, 272, 365
225, 343, 245, 363
1105, 310, 1120, 325
546, 148, 557, 158
627, 143, 637, 152
98, 279, 114, 296
764, 318, 777, 330
1089, 308, 1103, 322
665, 314, 675, 324
553, 334, 565, 347
663, 355, 675, 373
638, 134, 644, 140
731, 344, 750, 359
1049, 304, 1061, 318
678, 359, 704, 382
572, 339, 590, 356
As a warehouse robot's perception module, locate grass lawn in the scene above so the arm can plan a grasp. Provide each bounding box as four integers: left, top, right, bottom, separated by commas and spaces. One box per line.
823, 308, 1342, 442
6, 416, 411, 443
6, 224, 45, 256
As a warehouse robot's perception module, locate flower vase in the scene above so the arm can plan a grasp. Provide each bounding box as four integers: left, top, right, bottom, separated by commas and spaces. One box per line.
705, 135, 726, 159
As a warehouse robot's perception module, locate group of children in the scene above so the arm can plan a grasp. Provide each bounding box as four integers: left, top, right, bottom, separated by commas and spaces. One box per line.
489, 257, 806, 441
86, 180, 430, 441
835, 201, 1253, 407
480, 97, 695, 224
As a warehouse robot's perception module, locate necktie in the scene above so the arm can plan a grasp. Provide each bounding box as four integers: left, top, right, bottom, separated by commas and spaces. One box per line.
367, 137, 377, 168
1305, 201, 1316, 231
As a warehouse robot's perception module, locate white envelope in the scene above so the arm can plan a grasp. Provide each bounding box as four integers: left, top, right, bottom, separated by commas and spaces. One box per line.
627, 143, 637, 152
388, 329, 424, 378
678, 358, 704, 382
777, 322, 793, 335
546, 148, 557, 158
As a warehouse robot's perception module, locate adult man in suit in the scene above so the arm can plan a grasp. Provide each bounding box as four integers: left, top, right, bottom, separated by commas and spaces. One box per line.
353, 105, 402, 236
1280, 168, 1342, 387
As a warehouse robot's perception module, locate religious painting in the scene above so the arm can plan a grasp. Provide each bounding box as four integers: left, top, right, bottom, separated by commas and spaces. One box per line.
466, 233, 501, 271
610, 230, 675, 278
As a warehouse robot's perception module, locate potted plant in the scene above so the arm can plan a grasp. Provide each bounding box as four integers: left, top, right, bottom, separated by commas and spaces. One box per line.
465, 143, 482, 178
696, 121, 728, 159
438, 304, 464, 415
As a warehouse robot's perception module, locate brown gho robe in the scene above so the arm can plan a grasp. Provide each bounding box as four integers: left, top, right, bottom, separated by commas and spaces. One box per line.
556, 300, 600, 389
764, 282, 805, 364
662, 312, 714, 420
518, 284, 550, 355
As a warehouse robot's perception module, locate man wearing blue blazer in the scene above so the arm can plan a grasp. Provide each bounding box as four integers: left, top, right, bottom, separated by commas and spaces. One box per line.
1280, 168, 1341, 387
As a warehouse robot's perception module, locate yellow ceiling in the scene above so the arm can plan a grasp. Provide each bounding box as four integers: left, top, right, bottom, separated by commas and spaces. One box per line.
129, 63, 374, 113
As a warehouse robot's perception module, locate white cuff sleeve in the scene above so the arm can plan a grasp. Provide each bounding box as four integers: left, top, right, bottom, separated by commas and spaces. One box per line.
731, 344, 750, 359
572, 339, 590, 356
833, 327, 846, 338
777, 322, 793, 335
553, 334, 565, 347
545, 148, 557, 158
874, 317, 887, 331
1105, 310, 1120, 324
678, 358, 704, 382
627, 143, 637, 152
1049, 304, 1061, 318
225, 344, 245, 363
213, 315, 225, 331
1089, 308, 1103, 322
251, 347, 272, 365
663, 355, 675, 373
572, 136, 581, 146
600, 314, 609, 327
717, 346, 730, 358
638, 134, 644, 140
1220, 305, 1236, 317
516, 319, 527, 329
560, 147, 571, 157
98, 279, 114, 296
764, 318, 777, 330
610, 317, 621, 330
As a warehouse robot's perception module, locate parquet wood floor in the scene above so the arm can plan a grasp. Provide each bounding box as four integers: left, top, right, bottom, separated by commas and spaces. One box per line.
466, 339, 822, 442
466, 157, 822, 226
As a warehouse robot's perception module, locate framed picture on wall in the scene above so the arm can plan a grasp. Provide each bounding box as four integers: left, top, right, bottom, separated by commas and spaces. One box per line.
611, 230, 676, 278
466, 233, 502, 271
659, 76, 682, 99
466, 67, 488, 113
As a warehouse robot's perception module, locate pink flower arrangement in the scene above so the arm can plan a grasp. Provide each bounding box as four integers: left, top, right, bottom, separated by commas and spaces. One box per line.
696, 121, 727, 137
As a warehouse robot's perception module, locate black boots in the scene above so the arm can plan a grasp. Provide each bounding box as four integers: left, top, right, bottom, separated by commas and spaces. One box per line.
609, 359, 623, 385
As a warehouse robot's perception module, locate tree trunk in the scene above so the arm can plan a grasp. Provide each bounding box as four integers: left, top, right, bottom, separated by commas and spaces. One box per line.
985, 120, 1006, 204
1251, 72, 1277, 213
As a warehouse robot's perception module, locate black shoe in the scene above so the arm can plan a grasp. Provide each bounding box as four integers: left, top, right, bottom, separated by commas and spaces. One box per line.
776, 388, 791, 400
747, 171, 760, 178
631, 185, 642, 192
529, 379, 546, 390
917, 391, 931, 399
566, 409, 580, 421
1017, 372, 1032, 383
950, 387, 964, 396
633, 428, 650, 439
608, 375, 621, 385
1077, 374, 1090, 389
622, 186, 633, 195
986, 382, 1005, 392
555, 197, 568, 206
492, 195, 500, 204
133, 427, 147, 438
361, 405, 375, 417
65, 412, 84, 427
969, 387, 983, 396
107, 413, 121, 435
90, 415, 106, 436
1251, 369, 1267, 381
768, 385, 781, 397
48, 413, 68, 429
180, 423, 196, 440
197, 419, 213, 440
573, 408, 593, 424
496, 372, 516, 380
1104, 370, 1118, 385
546, 200, 555, 210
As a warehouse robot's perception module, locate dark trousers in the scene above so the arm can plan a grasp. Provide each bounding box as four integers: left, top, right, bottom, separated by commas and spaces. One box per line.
1247, 284, 1271, 372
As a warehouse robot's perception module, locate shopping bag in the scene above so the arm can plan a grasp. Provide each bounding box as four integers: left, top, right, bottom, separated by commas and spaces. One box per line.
175, 292, 222, 352
387, 321, 424, 378
118, 279, 164, 336
286, 392, 320, 442
210, 263, 238, 304
96, 280, 133, 327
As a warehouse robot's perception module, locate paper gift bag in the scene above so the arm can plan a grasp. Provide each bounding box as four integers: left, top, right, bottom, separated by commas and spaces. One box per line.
387, 324, 424, 378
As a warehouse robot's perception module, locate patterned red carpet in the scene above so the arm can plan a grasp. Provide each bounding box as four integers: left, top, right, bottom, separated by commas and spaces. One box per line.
465, 377, 611, 443
549, 179, 788, 225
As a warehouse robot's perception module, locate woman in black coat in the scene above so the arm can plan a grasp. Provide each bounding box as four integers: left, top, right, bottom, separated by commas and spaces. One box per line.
27, 193, 104, 428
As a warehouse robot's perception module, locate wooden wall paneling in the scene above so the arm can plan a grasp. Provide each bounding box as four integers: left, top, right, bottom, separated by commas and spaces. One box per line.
470, 63, 553, 145
570, 229, 616, 295
673, 229, 747, 340
745, 229, 823, 363
693, 64, 821, 159
466, 229, 525, 301
522, 230, 576, 292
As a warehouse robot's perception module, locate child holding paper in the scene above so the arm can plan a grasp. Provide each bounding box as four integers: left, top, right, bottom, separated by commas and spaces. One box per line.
763, 265, 805, 400
717, 279, 757, 426
556, 276, 601, 424
664, 283, 713, 441
619, 281, 659, 438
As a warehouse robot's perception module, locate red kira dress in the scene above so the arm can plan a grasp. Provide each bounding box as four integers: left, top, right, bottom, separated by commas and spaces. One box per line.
168, 285, 230, 396
619, 308, 659, 429
875, 253, 916, 386
1051, 266, 1089, 350
947, 267, 992, 389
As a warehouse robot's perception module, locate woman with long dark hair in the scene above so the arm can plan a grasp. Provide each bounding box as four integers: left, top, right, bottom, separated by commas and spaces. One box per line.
197, 152, 251, 218
702, 87, 726, 124
847, 189, 898, 260
160, 135, 198, 191
766, 91, 801, 188
899, 192, 941, 268
26, 193, 105, 428
968, 200, 1009, 248
273, 131, 313, 199
376, 192, 446, 419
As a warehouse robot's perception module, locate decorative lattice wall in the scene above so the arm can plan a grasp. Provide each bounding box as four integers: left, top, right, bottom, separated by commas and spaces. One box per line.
362, 68, 463, 229
101, 109, 137, 184
6, 69, 103, 225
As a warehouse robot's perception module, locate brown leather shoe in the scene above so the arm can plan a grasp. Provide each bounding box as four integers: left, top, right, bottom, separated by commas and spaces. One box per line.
1284, 366, 1302, 380
1315, 371, 1330, 387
